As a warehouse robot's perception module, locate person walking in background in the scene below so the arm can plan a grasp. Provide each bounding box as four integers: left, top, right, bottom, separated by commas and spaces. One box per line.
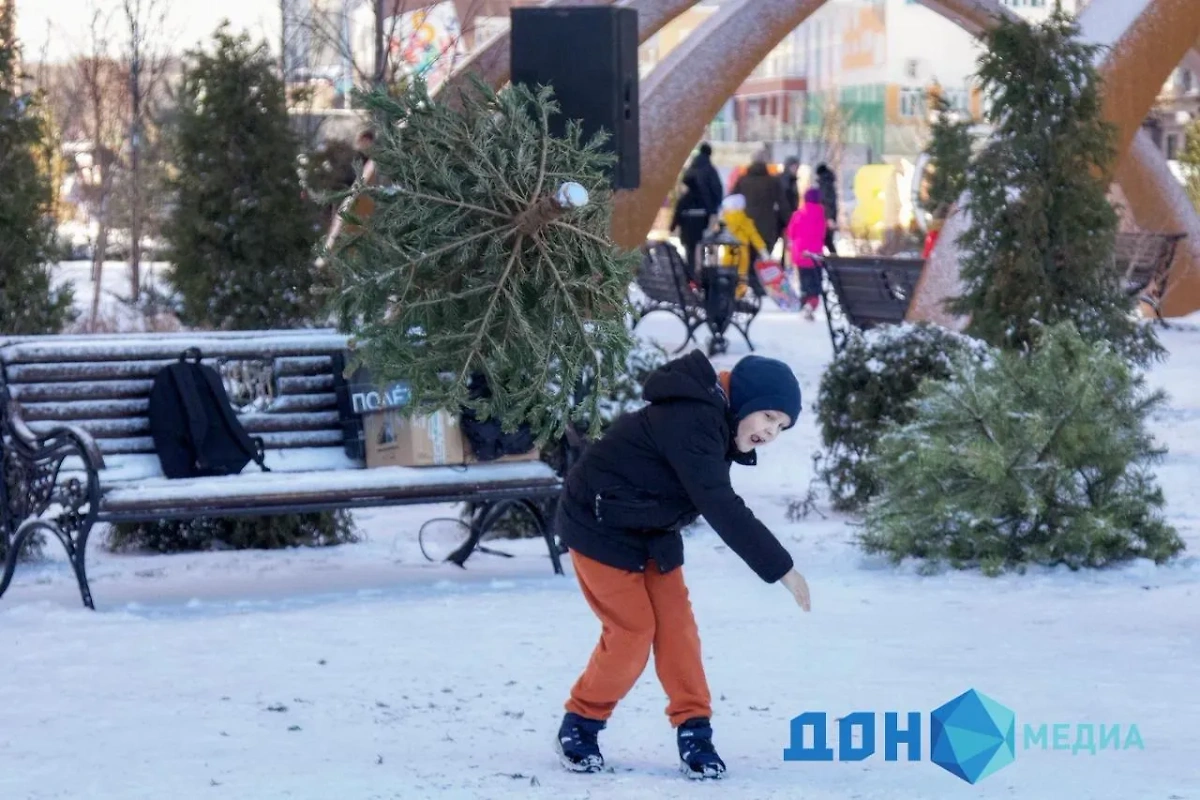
670, 171, 711, 281
814, 163, 839, 254
732, 150, 788, 296
687, 142, 724, 225
779, 157, 800, 230
786, 188, 828, 321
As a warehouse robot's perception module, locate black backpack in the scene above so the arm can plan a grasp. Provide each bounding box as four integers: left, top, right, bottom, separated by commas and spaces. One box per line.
148, 348, 270, 479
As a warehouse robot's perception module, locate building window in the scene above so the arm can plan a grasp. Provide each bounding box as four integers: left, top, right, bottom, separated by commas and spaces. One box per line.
1166, 133, 1179, 161
900, 87, 925, 119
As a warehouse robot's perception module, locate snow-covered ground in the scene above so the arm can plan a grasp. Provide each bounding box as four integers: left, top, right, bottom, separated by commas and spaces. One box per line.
2, 267, 1198, 799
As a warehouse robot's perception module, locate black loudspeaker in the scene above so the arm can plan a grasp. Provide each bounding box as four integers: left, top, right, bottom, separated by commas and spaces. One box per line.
510, 7, 639, 190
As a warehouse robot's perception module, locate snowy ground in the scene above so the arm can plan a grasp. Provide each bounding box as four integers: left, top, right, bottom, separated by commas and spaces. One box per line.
2, 266, 1199, 799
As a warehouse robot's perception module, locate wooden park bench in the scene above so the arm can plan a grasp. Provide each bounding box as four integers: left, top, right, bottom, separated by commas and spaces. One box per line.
0, 330, 565, 610
632, 240, 760, 354
816, 255, 925, 354
1115, 231, 1186, 322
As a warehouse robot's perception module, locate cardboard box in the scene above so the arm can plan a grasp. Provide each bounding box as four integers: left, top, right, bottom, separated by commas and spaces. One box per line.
363, 408, 466, 468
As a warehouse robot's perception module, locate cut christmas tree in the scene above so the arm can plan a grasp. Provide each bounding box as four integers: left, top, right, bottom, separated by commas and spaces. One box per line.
324, 77, 639, 444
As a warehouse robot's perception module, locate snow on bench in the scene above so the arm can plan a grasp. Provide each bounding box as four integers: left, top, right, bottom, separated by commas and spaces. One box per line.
0, 330, 566, 610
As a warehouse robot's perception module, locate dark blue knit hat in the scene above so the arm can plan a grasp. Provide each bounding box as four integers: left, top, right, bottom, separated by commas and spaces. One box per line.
728, 356, 801, 427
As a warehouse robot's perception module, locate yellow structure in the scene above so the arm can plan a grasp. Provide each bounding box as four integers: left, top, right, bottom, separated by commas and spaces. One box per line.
850, 164, 903, 241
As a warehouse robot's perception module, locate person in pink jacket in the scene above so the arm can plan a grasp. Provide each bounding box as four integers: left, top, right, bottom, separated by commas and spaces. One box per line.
786, 188, 827, 319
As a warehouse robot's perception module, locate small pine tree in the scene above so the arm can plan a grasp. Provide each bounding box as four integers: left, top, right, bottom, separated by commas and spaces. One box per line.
859, 322, 1182, 575
122, 24, 354, 555
163, 24, 321, 330
0, 7, 74, 335
920, 89, 973, 219
1180, 118, 1200, 213
947, 10, 1161, 364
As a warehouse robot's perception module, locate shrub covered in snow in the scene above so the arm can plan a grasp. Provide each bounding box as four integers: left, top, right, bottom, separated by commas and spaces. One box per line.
108, 511, 359, 555
814, 323, 990, 512
858, 323, 1183, 576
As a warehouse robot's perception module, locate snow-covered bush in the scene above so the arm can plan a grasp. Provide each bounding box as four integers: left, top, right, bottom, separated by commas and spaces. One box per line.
814, 323, 990, 512
858, 322, 1183, 576
107, 512, 359, 555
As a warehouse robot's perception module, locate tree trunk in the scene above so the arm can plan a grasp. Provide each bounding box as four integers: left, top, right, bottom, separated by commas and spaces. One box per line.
374, 0, 385, 90
91, 197, 110, 328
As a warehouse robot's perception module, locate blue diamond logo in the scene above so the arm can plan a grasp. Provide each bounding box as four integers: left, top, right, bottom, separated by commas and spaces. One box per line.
930, 689, 1016, 783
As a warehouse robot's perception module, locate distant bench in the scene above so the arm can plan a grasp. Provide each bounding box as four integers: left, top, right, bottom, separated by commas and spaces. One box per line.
633, 240, 760, 354
0, 330, 564, 609
816, 255, 925, 354
1116, 231, 1186, 322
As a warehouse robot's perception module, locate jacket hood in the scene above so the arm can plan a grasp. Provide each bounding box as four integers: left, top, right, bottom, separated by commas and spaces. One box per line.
642, 350, 725, 410
746, 162, 770, 177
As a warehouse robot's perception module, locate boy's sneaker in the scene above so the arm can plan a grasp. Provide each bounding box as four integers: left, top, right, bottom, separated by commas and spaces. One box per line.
555, 712, 605, 773
677, 717, 726, 779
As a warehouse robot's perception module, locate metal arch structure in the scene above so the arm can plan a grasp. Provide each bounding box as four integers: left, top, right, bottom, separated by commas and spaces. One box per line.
434, 0, 1200, 315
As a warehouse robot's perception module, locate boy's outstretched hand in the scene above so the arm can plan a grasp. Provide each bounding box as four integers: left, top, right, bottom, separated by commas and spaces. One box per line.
780, 569, 811, 612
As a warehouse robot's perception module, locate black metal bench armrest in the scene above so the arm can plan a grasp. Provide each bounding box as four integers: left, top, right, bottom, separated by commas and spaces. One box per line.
7, 399, 107, 472
1, 399, 103, 545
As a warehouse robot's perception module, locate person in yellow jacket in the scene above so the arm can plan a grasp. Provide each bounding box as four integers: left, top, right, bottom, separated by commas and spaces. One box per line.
719, 194, 768, 298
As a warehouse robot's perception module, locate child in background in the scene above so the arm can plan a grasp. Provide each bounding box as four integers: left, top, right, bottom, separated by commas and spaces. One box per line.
719, 194, 768, 298
786, 188, 828, 321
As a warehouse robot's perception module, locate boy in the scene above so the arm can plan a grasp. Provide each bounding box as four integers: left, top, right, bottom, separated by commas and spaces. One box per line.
554, 350, 812, 779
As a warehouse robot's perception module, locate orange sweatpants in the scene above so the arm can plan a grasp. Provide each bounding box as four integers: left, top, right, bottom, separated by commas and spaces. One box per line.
564, 550, 712, 728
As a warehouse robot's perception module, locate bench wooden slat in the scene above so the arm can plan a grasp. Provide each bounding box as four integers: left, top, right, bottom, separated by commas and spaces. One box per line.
21, 398, 149, 420
276, 374, 335, 394
266, 393, 338, 412
6, 354, 337, 383
0, 330, 349, 364
7, 380, 155, 401
8, 360, 177, 382
274, 356, 335, 377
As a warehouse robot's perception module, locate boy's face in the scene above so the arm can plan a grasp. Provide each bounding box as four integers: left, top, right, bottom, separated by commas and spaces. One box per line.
735, 410, 791, 453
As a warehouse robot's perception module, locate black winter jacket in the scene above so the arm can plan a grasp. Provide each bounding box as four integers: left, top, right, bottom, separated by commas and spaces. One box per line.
734, 163, 790, 247
556, 351, 795, 583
